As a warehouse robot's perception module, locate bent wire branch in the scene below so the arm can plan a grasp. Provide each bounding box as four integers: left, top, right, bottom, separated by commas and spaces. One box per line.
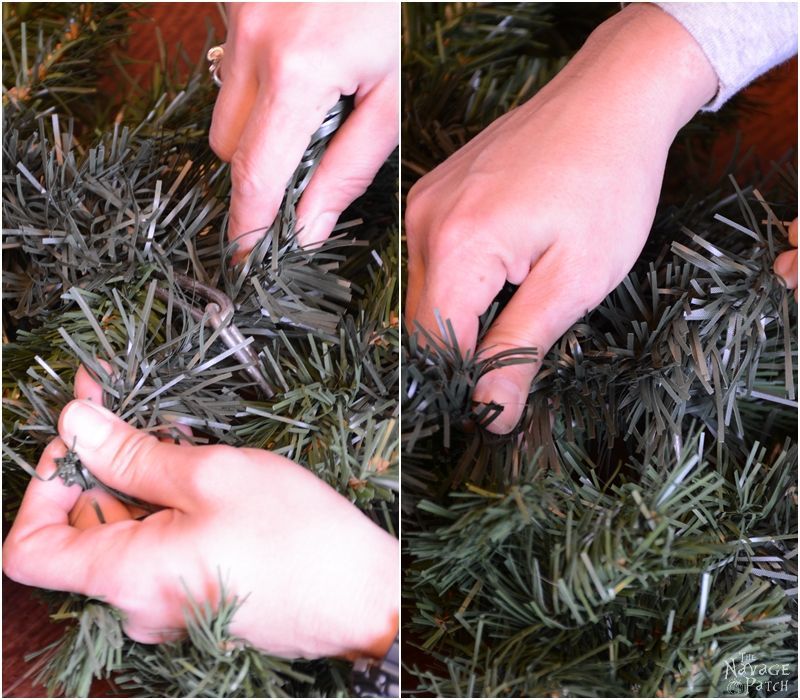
155, 271, 276, 398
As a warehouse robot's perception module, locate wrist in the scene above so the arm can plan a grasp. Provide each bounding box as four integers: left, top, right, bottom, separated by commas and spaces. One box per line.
547, 3, 718, 141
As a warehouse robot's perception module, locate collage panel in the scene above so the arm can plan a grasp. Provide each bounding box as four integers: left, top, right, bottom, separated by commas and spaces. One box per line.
3, 2, 399, 698
400, 1, 797, 698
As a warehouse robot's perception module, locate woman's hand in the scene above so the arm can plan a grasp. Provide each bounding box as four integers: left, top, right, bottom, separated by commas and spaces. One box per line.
209, 3, 399, 259
405, 4, 718, 434
3, 370, 398, 660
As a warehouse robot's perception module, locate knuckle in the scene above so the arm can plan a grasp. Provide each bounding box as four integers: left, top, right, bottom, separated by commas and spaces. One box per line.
404, 207, 420, 242
485, 329, 540, 354
2, 537, 30, 584
428, 212, 475, 262
208, 123, 234, 162
404, 180, 427, 233
231, 10, 264, 47
406, 184, 477, 262
268, 50, 314, 88
230, 151, 271, 200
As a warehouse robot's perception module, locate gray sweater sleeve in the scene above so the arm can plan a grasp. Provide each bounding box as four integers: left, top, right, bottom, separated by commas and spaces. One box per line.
655, 2, 798, 111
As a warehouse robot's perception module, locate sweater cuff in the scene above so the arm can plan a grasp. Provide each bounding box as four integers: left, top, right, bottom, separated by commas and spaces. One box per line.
654, 2, 797, 111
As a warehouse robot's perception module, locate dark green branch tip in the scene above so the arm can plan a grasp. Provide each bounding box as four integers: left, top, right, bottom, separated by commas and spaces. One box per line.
54, 449, 97, 491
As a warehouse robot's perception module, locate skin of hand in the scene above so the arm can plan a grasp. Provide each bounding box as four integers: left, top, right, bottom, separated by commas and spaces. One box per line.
405, 3, 718, 434
67, 364, 176, 529
3, 369, 399, 660
209, 2, 399, 260
774, 218, 798, 300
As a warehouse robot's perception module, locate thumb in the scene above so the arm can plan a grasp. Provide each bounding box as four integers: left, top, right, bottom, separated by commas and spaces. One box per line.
58, 399, 198, 510
295, 78, 398, 247
474, 249, 603, 434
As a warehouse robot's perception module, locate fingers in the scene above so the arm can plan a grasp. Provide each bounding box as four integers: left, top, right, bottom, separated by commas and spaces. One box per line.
774, 218, 798, 300
226, 84, 340, 260
412, 269, 502, 357
70, 364, 190, 527
57, 400, 199, 511
75, 364, 192, 444
295, 78, 398, 247
208, 17, 340, 260
403, 193, 430, 326
775, 250, 798, 289
75, 359, 194, 445
72, 361, 178, 527
74, 361, 111, 403
408, 237, 508, 355
474, 249, 605, 434
2, 439, 115, 595
3, 441, 185, 642
70, 488, 133, 529
208, 40, 259, 162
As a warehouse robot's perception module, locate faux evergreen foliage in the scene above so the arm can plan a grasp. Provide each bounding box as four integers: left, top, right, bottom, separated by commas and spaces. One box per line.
3, 4, 398, 697
401, 3, 797, 697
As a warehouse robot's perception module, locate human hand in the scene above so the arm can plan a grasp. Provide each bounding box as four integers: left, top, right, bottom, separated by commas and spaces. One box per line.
774, 218, 798, 300
3, 371, 398, 660
64, 364, 176, 529
209, 2, 399, 259
405, 4, 717, 433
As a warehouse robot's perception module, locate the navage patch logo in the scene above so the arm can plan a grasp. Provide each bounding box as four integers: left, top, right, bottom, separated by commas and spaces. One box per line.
722, 651, 792, 695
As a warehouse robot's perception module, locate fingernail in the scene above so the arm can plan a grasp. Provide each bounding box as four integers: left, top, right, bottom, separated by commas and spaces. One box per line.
297, 212, 339, 248
61, 400, 115, 450
473, 376, 522, 434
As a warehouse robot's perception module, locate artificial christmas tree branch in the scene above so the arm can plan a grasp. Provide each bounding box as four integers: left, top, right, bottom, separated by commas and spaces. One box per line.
403, 172, 797, 697
3, 3, 398, 696
401, 3, 796, 697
